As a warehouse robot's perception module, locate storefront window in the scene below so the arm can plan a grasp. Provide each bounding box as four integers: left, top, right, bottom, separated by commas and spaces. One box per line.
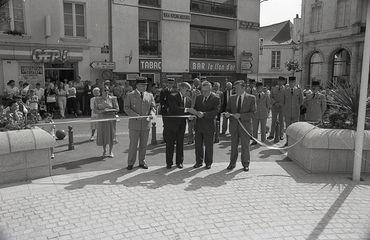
63, 2, 85, 37
190, 27, 227, 46
309, 52, 323, 86
0, 0, 25, 34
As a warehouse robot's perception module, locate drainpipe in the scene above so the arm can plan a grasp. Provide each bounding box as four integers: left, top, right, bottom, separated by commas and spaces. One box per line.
108, 0, 113, 62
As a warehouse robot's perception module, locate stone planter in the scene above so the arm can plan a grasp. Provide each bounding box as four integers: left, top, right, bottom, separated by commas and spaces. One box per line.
0, 127, 55, 184
286, 122, 370, 173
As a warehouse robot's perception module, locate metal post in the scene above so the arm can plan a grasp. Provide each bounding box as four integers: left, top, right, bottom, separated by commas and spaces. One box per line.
68, 126, 75, 151
353, 2, 370, 181
151, 122, 157, 145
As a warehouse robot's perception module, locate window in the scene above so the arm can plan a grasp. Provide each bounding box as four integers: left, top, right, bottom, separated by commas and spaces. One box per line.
332, 49, 351, 85
271, 51, 281, 69
63, 2, 85, 37
190, 28, 227, 46
336, 0, 350, 28
310, 2, 322, 32
138, 0, 160, 7
0, 0, 25, 34
139, 20, 160, 56
309, 52, 323, 85
139, 21, 159, 41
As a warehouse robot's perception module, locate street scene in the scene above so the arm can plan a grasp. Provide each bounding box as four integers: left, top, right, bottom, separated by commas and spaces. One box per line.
1, 0, 370, 239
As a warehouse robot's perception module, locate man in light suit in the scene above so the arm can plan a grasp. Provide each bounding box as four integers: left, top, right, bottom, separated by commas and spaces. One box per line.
165, 82, 192, 169
268, 76, 286, 141
191, 81, 220, 169
283, 76, 303, 128
224, 80, 256, 171
124, 77, 156, 170
303, 81, 327, 122
252, 81, 271, 144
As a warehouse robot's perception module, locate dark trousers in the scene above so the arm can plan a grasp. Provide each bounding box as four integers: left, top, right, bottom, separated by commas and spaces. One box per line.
195, 129, 214, 166
162, 117, 169, 142
67, 97, 78, 115
76, 93, 84, 113
165, 123, 186, 166
117, 97, 124, 114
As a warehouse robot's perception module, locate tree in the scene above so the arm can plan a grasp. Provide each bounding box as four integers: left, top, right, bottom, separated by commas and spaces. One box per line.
285, 59, 302, 76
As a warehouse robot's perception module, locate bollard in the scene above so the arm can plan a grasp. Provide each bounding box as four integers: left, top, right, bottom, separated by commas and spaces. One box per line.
151, 122, 157, 145
274, 121, 280, 143
68, 126, 75, 150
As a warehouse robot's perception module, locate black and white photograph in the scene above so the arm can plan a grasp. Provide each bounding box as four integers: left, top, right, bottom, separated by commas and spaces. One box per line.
0, 0, 370, 239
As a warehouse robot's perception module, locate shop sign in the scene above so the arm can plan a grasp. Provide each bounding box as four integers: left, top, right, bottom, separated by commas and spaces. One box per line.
190, 60, 236, 72
20, 66, 43, 75
139, 59, 162, 71
32, 49, 68, 63
162, 11, 191, 22
240, 60, 252, 74
90, 61, 116, 70
239, 20, 260, 30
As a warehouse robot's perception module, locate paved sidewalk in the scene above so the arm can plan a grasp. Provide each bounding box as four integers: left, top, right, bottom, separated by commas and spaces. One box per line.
1, 161, 370, 240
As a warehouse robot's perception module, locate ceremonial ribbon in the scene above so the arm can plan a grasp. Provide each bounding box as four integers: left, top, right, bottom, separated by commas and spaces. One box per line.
236, 118, 317, 151
33, 115, 193, 126
34, 114, 314, 152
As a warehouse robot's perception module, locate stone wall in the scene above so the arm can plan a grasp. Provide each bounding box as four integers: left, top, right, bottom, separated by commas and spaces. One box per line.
286, 122, 370, 173
0, 127, 55, 184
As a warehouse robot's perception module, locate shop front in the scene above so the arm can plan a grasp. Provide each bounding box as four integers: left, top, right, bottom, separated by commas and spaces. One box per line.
0, 47, 83, 93
189, 59, 237, 88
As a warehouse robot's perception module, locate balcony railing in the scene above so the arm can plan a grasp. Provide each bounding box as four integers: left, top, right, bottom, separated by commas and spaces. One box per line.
138, 0, 161, 7
190, 0, 236, 18
139, 39, 161, 56
190, 43, 235, 59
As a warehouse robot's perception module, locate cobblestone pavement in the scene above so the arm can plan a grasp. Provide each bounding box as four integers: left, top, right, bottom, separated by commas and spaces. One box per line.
1, 160, 370, 240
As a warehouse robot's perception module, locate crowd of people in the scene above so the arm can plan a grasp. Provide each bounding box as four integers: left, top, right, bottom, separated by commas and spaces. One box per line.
110, 75, 327, 172
1, 74, 328, 171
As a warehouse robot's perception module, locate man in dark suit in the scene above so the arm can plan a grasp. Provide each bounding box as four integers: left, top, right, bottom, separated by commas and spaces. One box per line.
159, 78, 175, 143
191, 81, 220, 169
165, 82, 192, 169
224, 80, 256, 171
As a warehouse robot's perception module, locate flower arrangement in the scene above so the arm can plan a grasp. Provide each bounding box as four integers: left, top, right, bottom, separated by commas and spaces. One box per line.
285, 59, 302, 76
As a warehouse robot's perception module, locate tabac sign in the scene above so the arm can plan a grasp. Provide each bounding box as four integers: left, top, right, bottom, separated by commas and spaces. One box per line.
32, 49, 69, 63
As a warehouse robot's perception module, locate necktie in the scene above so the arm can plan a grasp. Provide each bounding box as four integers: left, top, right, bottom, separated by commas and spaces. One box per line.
291, 89, 293, 95
237, 96, 242, 113
203, 96, 208, 104
259, 93, 261, 99
140, 92, 144, 100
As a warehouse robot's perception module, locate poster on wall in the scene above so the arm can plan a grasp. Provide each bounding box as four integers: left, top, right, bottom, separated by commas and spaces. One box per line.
18, 62, 45, 88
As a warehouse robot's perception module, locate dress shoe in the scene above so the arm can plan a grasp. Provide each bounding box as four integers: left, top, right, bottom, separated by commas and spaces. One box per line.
205, 165, 211, 169
166, 165, 172, 169
193, 163, 203, 168
139, 164, 148, 169
227, 165, 235, 170
280, 136, 284, 140
127, 165, 133, 170
267, 136, 274, 140
243, 166, 249, 172
176, 163, 183, 169
250, 141, 257, 146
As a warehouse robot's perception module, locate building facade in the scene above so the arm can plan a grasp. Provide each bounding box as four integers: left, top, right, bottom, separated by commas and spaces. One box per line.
111, 0, 260, 87
301, 0, 368, 88
249, 17, 302, 89
0, 0, 110, 94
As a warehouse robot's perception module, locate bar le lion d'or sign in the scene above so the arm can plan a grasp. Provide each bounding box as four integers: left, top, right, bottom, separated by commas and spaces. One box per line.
190, 60, 236, 72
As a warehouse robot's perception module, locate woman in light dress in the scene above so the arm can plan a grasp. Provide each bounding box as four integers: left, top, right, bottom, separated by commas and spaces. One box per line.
93, 85, 119, 158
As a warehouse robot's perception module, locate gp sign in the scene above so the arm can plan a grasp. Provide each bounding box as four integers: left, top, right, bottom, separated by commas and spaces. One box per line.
139, 59, 162, 71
